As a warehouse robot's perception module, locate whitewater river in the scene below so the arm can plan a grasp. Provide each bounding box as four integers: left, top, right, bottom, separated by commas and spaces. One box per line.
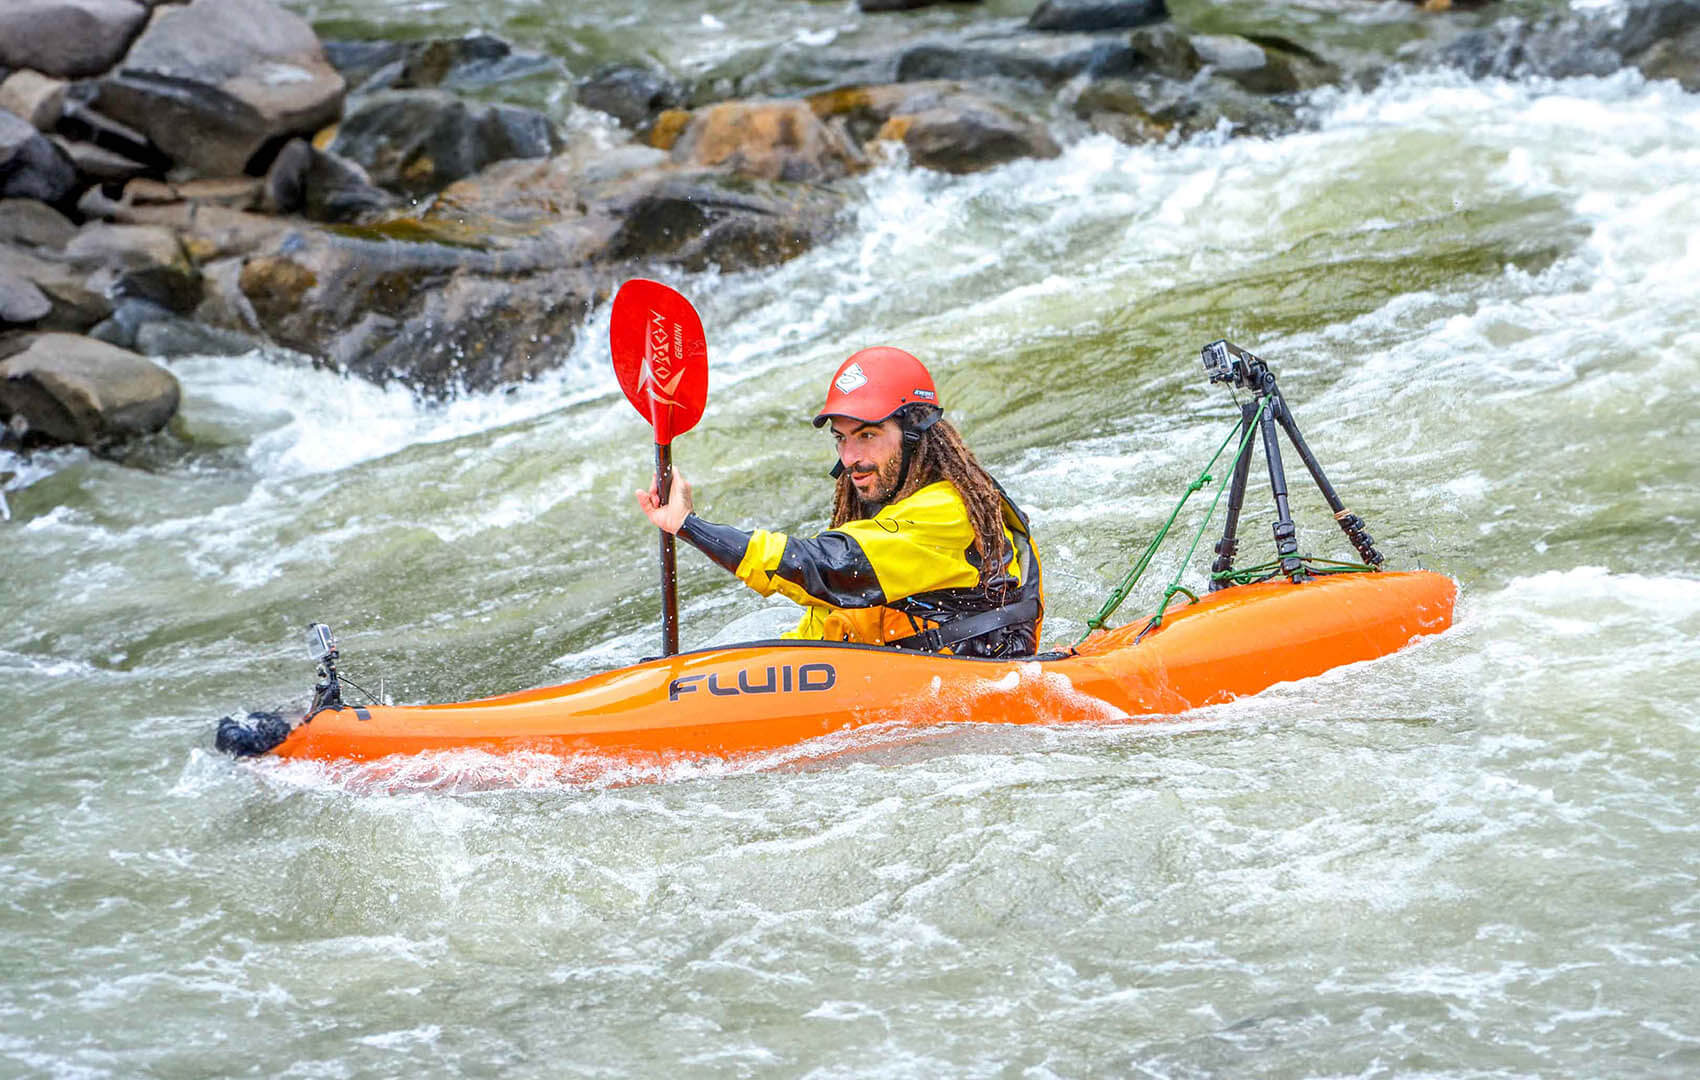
4, 2, 1699, 1076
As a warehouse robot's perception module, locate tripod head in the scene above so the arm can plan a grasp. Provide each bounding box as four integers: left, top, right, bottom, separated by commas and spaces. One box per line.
1201, 340, 1271, 392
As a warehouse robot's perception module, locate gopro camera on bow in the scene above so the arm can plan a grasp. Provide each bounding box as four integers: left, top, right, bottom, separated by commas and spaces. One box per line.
1201, 340, 1264, 389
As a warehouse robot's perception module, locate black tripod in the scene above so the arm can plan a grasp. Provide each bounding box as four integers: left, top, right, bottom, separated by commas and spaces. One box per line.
1201, 341, 1384, 589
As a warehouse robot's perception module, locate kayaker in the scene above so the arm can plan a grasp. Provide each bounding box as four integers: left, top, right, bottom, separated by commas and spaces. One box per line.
635, 347, 1043, 656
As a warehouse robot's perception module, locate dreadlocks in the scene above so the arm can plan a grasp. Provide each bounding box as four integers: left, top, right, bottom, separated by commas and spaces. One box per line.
831, 417, 1012, 585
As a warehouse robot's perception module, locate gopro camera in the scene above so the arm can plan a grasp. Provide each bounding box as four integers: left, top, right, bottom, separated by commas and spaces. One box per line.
1201, 339, 1261, 388
306, 622, 337, 663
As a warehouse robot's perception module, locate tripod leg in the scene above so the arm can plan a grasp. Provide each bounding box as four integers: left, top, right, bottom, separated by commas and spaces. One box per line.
1259, 393, 1308, 583
1210, 404, 1259, 591
1271, 397, 1384, 567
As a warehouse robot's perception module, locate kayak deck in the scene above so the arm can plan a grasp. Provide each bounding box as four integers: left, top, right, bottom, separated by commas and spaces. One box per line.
271, 571, 1457, 762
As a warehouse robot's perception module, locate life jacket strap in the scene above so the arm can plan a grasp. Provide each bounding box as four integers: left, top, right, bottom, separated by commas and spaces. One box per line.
887, 594, 1042, 654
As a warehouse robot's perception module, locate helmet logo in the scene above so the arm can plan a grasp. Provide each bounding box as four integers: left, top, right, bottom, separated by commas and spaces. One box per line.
834, 362, 869, 395
913, 388, 935, 400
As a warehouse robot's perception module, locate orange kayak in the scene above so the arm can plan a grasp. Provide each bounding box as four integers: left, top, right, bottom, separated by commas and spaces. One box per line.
270, 570, 1456, 763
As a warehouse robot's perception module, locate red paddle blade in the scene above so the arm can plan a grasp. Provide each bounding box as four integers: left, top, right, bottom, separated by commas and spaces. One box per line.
610, 279, 708, 445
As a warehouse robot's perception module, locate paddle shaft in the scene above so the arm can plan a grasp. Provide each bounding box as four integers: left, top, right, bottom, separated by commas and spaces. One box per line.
656, 441, 680, 657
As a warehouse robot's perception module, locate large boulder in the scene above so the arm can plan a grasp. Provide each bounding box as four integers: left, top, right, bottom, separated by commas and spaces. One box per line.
0, 332, 179, 446
895, 29, 1140, 85
1192, 34, 1336, 95
325, 32, 559, 95
0, 198, 77, 251
330, 90, 559, 195
667, 100, 868, 182
595, 168, 852, 271
262, 138, 398, 222
1, 109, 78, 204
860, 0, 981, 10
232, 233, 597, 392
578, 65, 685, 130
0, 268, 53, 325
1441, 0, 1700, 89
0, 70, 70, 131
64, 222, 200, 312
810, 82, 1059, 173
0, 0, 149, 80
97, 0, 346, 176
1028, 0, 1168, 32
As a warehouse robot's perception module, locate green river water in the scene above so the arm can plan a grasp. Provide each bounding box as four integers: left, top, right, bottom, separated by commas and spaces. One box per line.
3, 0, 1699, 1076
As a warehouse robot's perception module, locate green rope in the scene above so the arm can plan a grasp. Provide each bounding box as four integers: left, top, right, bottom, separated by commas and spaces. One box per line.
1212, 555, 1377, 588
1078, 403, 1266, 643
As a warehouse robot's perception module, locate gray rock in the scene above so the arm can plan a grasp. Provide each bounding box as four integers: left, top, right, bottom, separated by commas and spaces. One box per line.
0, 109, 78, 204
97, 0, 346, 176
330, 89, 559, 195
1029, 0, 1167, 33
65, 222, 200, 312
0, 331, 180, 446
321, 40, 406, 92
578, 66, 685, 130
810, 82, 1060, 172
1437, 1, 1700, 84
50, 135, 151, 182
896, 30, 1139, 86
0, 197, 77, 250
393, 32, 559, 91
893, 103, 1061, 173
134, 314, 260, 357
0, 245, 112, 329
0, 266, 53, 324
0, 70, 70, 131
860, 0, 981, 10
57, 99, 170, 172
0, 0, 149, 80
1193, 34, 1336, 95
597, 168, 851, 272
262, 138, 398, 222
86, 295, 173, 347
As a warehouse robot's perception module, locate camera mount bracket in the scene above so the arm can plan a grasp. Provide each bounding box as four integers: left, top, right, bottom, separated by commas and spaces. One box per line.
1201, 340, 1384, 588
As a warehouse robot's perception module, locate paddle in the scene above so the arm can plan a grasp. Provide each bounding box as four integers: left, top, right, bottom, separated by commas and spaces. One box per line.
610, 279, 709, 657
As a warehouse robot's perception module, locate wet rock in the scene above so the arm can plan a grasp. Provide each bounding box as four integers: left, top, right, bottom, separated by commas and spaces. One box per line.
812, 82, 1059, 173
97, 0, 346, 176
668, 100, 867, 182
0, 0, 149, 80
134, 314, 260, 357
0, 109, 78, 204
393, 33, 559, 91
597, 168, 851, 271
0, 267, 53, 325
896, 29, 1140, 86
0, 247, 112, 330
578, 66, 685, 130
262, 138, 398, 222
1075, 72, 1302, 141
64, 222, 199, 312
0, 70, 69, 131
51, 136, 152, 182
1126, 22, 1205, 80
233, 233, 598, 392
87, 295, 173, 348
57, 99, 170, 174
330, 90, 560, 196
1029, 0, 1167, 33
321, 40, 406, 92
0, 331, 179, 446
1193, 34, 1337, 95
0, 198, 76, 250
1435, 0, 1700, 84
860, 0, 981, 10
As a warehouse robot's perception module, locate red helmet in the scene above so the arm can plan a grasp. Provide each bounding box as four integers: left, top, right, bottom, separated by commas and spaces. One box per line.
813, 346, 941, 428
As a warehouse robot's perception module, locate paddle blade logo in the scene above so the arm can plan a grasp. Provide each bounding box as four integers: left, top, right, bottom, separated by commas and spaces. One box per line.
611, 279, 708, 444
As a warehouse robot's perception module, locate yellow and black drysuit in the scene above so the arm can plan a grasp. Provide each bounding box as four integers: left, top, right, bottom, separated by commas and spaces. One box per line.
676, 480, 1042, 657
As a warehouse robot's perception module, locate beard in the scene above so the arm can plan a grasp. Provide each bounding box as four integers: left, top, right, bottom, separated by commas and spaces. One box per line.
847, 452, 905, 513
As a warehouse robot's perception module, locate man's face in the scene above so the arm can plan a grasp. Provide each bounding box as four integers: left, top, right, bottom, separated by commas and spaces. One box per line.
830, 416, 905, 504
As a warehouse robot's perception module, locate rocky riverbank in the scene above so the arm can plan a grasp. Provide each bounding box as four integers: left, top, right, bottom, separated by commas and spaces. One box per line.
3, 0, 1699, 451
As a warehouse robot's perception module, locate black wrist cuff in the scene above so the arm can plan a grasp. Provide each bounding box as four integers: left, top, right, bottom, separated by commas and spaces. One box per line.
677, 513, 752, 574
